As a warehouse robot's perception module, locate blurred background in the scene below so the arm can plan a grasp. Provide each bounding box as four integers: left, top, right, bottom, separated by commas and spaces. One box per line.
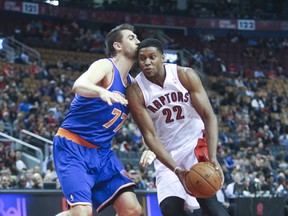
0, 0, 288, 215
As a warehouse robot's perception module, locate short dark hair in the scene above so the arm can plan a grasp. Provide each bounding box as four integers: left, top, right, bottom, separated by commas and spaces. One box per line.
105, 24, 135, 57
137, 38, 164, 56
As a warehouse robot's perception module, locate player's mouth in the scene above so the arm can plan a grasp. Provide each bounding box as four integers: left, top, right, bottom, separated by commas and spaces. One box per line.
143, 68, 152, 73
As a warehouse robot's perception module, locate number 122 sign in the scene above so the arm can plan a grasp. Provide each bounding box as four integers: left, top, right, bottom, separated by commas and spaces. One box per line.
237, 20, 255, 30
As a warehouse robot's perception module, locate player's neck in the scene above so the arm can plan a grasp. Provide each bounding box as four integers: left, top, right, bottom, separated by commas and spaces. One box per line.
112, 56, 134, 76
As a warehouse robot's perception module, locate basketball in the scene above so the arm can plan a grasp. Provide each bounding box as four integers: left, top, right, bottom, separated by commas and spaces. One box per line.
185, 162, 223, 198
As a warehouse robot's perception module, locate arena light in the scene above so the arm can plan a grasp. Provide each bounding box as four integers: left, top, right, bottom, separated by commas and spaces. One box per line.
0, 38, 4, 50
45, 0, 59, 6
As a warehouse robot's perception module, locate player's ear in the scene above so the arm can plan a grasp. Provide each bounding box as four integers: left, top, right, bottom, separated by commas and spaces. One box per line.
162, 54, 165, 61
113, 42, 121, 51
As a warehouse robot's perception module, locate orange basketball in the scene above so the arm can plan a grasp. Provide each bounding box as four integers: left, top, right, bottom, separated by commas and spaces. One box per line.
185, 162, 223, 198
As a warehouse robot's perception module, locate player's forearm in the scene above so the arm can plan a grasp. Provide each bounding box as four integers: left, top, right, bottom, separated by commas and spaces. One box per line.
144, 136, 177, 171
72, 82, 104, 98
204, 115, 218, 160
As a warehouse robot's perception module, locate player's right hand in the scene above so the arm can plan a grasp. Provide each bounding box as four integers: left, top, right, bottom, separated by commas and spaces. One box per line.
100, 89, 128, 106
174, 168, 194, 196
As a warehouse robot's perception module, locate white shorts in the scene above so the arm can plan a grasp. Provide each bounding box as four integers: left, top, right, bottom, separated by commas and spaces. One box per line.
154, 131, 205, 210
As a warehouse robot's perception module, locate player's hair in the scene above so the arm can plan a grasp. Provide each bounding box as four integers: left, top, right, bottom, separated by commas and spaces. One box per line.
105, 23, 135, 57
137, 38, 164, 56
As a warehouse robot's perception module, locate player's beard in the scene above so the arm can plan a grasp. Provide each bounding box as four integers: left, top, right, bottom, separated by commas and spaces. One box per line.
124, 47, 137, 61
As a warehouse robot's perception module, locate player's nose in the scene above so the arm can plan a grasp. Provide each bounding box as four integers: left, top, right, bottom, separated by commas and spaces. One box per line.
144, 59, 151, 65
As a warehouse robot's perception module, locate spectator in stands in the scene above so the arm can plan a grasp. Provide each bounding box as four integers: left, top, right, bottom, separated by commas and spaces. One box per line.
219, 60, 227, 74
203, 45, 215, 61
14, 50, 30, 64
140, 166, 156, 188
223, 155, 235, 172
33, 165, 41, 175
269, 98, 281, 113
128, 169, 147, 190
1, 111, 13, 134
243, 47, 255, 58
124, 162, 134, 173
24, 168, 34, 188
227, 30, 242, 43
254, 68, 265, 78
0, 174, 11, 189
241, 175, 254, 197
193, 51, 204, 62
216, 186, 237, 216
13, 173, 29, 189
261, 171, 277, 195
36, 61, 53, 80
43, 170, 54, 183
225, 172, 244, 198
115, 128, 135, 152
12, 112, 25, 136
15, 150, 27, 173
275, 172, 288, 196
4, 149, 18, 177
0, 142, 5, 168
31, 172, 43, 189
250, 91, 265, 115
279, 130, 288, 147
276, 149, 288, 169
282, 38, 288, 48
18, 95, 31, 113
250, 171, 268, 195
128, 118, 142, 145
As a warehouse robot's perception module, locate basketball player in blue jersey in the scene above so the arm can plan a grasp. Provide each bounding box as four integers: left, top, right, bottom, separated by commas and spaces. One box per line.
127, 38, 229, 216
53, 24, 142, 216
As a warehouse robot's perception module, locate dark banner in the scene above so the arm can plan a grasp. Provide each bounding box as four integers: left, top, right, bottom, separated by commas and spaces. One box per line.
0, 190, 162, 216
0, 190, 286, 216
236, 197, 285, 216
2, 1, 288, 31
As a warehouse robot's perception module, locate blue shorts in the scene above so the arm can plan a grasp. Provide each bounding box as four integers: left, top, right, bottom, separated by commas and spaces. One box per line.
53, 135, 135, 212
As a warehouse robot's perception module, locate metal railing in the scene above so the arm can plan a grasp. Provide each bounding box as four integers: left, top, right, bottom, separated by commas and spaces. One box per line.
20, 129, 53, 161
0, 132, 43, 168
3, 36, 41, 65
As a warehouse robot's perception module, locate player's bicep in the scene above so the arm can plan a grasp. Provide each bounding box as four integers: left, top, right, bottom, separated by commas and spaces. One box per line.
127, 85, 157, 138
73, 59, 112, 88
191, 86, 214, 118
179, 67, 214, 118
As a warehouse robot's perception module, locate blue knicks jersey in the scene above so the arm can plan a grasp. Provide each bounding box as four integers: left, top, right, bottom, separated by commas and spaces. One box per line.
60, 58, 132, 148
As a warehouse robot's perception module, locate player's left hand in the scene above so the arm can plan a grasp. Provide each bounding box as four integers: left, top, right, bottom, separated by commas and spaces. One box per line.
209, 159, 225, 187
139, 150, 156, 167
99, 89, 128, 106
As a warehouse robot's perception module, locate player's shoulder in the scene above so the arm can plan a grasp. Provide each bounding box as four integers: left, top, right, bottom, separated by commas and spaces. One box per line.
91, 58, 113, 67
127, 80, 139, 90
90, 58, 113, 69
177, 65, 201, 86
86, 58, 114, 75
177, 65, 195, 76
127, 79, 143, 97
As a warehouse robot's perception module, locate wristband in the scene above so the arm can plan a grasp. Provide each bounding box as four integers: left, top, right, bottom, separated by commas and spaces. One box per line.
173, 166, 181, 174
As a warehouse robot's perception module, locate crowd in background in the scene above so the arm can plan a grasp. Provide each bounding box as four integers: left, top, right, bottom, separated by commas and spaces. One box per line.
0, 11, 288, 215
51, 0, 288, 20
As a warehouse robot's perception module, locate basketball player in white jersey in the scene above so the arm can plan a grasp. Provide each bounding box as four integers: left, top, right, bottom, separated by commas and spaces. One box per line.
126, 38, 229, 216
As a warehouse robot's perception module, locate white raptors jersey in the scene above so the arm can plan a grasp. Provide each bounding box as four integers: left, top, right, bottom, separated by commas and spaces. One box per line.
135, 63, 204, 152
